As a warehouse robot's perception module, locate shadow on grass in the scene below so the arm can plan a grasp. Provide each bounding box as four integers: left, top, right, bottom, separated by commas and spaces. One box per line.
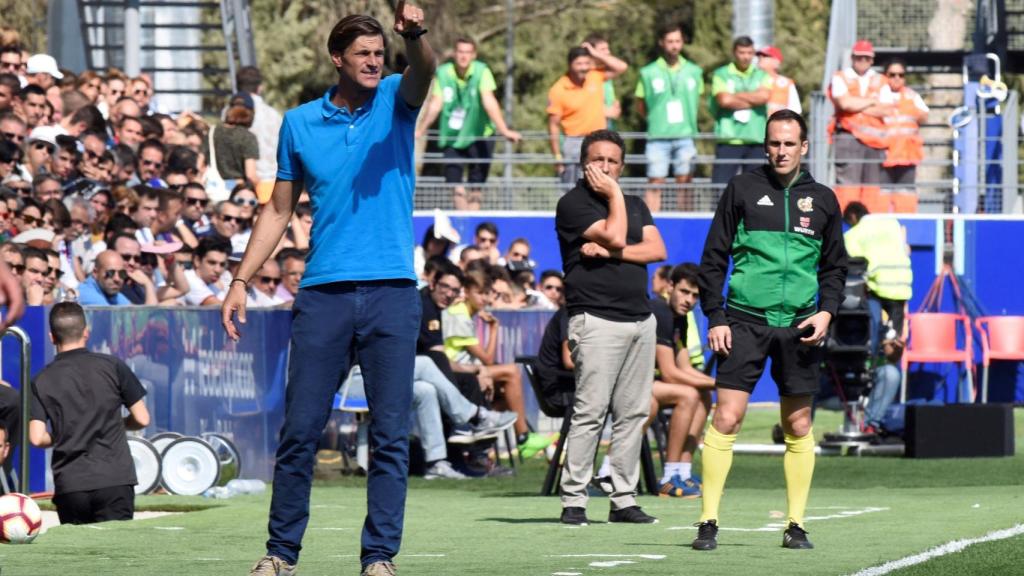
480, 517, 568, 524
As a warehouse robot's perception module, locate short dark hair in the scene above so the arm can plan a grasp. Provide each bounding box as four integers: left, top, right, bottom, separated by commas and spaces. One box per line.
194, 236, 232, 261
275, 247, 306, 268
110, 232, 140, 251
166, 145, 199, 175
670, 262, 700, 286
236, 66, 263, 93
0, 139, 21, 163
327, 15, 386, 56
580, 129, 625, 165
453, 36, 477, 49
733, 36, 755, 50
884, 58, 907, 73
21, 246, 48, 266
539, 269, 563, 284
429, 258, 463, 285
50, 301, 87, 346
843, 201, 869, 224
138, 116, 164, 140
657, 22, 685, 41
567, 46, 590, 66
654, 264, 672, 281
19, 84, 45, 100
0, 73, 22, 95
475, 222, 498, 238
765, 109, 808, 143
137, 138, 165, 159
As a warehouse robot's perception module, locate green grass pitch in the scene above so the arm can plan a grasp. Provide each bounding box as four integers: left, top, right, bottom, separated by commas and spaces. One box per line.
3, 407, 1022, 575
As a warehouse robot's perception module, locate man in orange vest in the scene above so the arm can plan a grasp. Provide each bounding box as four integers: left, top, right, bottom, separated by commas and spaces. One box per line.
829, 40, 891, 186
878, 58, 928, 188
756, 46, 801, 116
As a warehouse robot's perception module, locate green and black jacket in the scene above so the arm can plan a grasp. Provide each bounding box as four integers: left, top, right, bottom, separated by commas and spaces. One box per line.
699, 165, 848, 328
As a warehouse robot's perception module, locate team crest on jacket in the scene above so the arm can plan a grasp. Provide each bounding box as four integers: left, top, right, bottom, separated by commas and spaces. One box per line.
797, 196, 814, 212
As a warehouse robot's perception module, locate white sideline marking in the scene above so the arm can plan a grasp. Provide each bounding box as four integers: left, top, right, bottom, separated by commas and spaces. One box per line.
667, 506, 889, 531
550, 554, 666, 560
590, 561, 636, 568
154, 526, 185, 530
848, 524, 1024, 576
552, 572, 583, 575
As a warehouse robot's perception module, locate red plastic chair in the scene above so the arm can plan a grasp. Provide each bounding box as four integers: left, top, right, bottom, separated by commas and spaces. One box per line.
900, 313, 974, 403
975, 316, 1024, 403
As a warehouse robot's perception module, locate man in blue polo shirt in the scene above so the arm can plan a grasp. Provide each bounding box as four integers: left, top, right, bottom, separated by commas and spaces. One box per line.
77, 251, 132, 306
221, 4, 435, 576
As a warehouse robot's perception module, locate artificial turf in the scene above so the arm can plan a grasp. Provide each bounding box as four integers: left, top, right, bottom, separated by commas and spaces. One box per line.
2, 407, 1021, 576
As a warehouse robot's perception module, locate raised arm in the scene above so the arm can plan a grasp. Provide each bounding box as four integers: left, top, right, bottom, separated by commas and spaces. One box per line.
396, 1, 437, 108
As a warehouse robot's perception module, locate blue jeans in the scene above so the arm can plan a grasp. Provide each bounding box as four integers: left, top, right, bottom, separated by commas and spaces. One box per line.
866, 364, 901, 427
265, 280, 420, 568
346, 356, 477, 463
645, 138, 697, 178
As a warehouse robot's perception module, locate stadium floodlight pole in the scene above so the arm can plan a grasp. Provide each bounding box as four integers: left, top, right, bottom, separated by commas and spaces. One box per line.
503, 0, 514, 194
124, 0, 141, 77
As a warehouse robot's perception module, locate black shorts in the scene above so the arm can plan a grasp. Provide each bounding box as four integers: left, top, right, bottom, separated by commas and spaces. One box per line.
715, 319, 823, 397
53, 484, 135, 525
443, 140, 494, 184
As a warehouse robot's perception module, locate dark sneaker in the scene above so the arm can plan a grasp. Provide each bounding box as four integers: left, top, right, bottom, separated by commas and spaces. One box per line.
783, 522, 814, 549
608, 505, 658, 524
691, 520, 719, 550
560, 506, 589, 526
249, 555, 296, 575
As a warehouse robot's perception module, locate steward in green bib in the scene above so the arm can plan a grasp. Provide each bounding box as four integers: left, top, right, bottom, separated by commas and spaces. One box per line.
635, 23, 703, 211
709, 36, 773, 188
417, 37, 521, 210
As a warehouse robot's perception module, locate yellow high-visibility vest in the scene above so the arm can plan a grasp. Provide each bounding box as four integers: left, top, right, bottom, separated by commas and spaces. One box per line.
844, 216, 913, 301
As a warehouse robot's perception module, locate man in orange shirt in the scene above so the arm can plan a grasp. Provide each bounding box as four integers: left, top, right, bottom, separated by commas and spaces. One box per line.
547, 43, 627, 185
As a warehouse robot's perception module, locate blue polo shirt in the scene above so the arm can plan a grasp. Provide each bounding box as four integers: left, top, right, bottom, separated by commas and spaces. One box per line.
77, 276, 132, 306
277, 74, 419, 286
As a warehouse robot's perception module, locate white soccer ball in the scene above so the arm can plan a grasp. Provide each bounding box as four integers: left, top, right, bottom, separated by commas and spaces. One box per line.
0, 493, 43, 544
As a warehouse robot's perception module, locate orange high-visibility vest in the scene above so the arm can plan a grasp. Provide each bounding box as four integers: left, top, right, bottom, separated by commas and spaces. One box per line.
767, 74, 796, 116
883, 88, 925, 167
828, 69, 888, 149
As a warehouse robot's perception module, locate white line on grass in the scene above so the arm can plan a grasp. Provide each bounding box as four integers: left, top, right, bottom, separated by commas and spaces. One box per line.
552, 572, 583, 575
590, 561, 636, 568
848, 524, 1024, 576
549, 554, 666, 560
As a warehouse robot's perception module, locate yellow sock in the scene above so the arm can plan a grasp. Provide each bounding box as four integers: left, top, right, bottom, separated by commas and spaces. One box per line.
699, 425, 737, 522
783, 429, 815, 526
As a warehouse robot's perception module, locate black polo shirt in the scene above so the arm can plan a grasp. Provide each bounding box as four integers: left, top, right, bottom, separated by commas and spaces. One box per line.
651, 298, 688, 351
30, 348, 146, 494
417, 286, 444, 354
538, 307, 569, 371
556, 183, 654, 322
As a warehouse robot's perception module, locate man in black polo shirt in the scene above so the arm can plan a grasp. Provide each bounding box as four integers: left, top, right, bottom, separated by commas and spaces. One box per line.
29, 302, 151, 525
555, 129, 667, 526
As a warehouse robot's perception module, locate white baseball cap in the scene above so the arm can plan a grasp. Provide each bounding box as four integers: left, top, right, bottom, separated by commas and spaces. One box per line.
27, 125, 60, 148
25, 54, 63, 80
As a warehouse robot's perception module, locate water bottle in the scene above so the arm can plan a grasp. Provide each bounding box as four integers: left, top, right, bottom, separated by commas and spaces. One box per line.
202, 486, 235, 499
225, 479, 266, 495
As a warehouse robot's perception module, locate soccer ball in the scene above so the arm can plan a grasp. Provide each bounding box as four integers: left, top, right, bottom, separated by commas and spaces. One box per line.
0, 493, 43, 544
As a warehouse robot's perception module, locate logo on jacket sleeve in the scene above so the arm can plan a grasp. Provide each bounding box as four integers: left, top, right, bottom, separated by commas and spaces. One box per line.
797, 196, 814, 212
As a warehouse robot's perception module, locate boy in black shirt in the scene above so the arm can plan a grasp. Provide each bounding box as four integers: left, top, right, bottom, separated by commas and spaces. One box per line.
29, 302, 151, 524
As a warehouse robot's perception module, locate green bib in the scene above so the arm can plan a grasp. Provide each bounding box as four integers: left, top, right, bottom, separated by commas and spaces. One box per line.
436, 61, 494, 149
640, 57, 703, 139
710, 63, 769, 144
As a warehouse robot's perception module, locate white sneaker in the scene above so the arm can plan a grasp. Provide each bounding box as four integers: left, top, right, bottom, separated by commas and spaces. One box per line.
471, 410, 518, 437
423, 460, 468, 480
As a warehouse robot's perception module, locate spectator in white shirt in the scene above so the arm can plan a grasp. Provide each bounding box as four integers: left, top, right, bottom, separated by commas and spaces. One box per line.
180, 236, 230, 306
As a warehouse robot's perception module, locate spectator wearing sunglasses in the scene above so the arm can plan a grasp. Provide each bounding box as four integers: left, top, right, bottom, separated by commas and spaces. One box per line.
133, 139, 166, 188
2, 243, 24, 277
247, 258, 284, 308
180, 182, 211, 237
77, 250, 131, 306
25, 126, 59, 178
16, 198, 44, 233
227, 184, 258, 252
109, 233, 155, 305
203, 199, 247, 246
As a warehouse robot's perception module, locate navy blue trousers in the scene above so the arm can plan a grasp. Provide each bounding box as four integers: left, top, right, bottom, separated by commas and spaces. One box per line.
265, 280, 421, 567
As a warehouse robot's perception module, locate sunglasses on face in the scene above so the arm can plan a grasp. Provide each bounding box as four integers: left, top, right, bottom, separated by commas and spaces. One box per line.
186, 197, 209, 207
20, 214, 43, 226
887, 72, 905, 78
6, 263, 24, 274
119, 253, 142, 263
231, 197, 258, 207
103, 269, 128, 280
32, 142, 54, 152
141, 159, 163, 168
259, 275, 281, 286
1, 131, 23, 142
0, 62, 18, 71
221, 215, 247, 225
133, 89, 148, 95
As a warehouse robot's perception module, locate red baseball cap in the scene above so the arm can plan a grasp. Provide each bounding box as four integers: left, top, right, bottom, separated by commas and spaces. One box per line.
756, 45, 783, 63
852, 40, 875, 57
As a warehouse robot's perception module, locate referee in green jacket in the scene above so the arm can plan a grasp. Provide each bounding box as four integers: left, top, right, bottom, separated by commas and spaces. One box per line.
692, 109, 848, 552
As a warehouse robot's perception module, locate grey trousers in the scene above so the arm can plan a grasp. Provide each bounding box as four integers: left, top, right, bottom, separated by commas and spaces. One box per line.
561, 312, 656, 510
834, 131, 883, 186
